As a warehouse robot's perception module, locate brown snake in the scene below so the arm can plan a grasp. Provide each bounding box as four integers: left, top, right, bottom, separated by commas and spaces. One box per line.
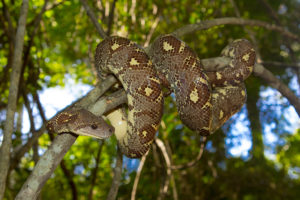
47, 35, 255, 158
149, 35, 255, 134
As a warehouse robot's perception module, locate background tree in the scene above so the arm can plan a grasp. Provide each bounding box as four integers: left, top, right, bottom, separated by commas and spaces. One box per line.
0, 0, 299, 199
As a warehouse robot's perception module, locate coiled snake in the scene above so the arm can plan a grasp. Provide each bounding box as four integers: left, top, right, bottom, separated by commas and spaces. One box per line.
47, 35, 255, 158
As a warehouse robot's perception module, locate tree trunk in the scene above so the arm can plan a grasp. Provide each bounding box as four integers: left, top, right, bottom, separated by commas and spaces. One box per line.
0, 0, 29, 199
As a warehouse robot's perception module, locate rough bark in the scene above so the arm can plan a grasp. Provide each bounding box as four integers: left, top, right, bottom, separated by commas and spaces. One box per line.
15, 133, 78, 200
0, 1, 29, 199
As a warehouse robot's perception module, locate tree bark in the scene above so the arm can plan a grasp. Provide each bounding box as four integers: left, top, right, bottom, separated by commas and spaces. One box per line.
0, 1, 29, 199
15, 133, 78, 200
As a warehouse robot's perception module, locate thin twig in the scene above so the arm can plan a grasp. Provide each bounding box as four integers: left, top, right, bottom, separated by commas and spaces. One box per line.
170, 137, 207, 170
60, 160, 78, 200
253, 63, 300, 117
106, 0, 117, 36
172, 17, 300, 42
131, 153, 148, 200
260, 61, 300, 69
155, 138, 172, 200
144, 16, 160, 47
79, 0, 108, 39
88, 141, 104, 200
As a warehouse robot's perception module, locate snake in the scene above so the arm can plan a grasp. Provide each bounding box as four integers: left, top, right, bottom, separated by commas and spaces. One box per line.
148, 35, 255, 134
46, 35, 255, 158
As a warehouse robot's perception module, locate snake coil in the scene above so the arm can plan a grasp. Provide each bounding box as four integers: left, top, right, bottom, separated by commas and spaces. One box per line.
47, 35, 255, 158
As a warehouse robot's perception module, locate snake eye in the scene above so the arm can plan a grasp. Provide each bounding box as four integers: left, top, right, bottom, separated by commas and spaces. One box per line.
91, 124, 98, 129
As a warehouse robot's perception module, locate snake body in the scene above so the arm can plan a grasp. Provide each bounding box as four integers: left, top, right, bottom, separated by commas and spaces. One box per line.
149, 35, 255, 134
148, 35, 212, 135
46, 35, 255, 158
208, 39, 255, 132
95, 36, 164, 158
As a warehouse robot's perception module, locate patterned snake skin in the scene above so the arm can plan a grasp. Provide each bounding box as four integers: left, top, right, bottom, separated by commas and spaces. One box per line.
149, 35, 255, 135
46, 35, 255, 159
95, 37, 164, 158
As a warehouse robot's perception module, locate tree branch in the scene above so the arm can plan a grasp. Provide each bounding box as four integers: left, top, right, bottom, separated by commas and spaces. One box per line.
0, 0, 29, 198
260, 61, 300, 69
15, 132, 78, 200
79, 0, 108, 39
60, 160, 78, 200
155, 138, 172, 200
253, 63, 300, 116
171, 137, 207, 170
88, 141, 104, 200
131, 153, 148, 200
106, 0, 117, 36
172, 17, 300, 42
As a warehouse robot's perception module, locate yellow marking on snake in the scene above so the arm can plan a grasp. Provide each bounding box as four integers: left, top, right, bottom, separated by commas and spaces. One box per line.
149, 77, 160, 84
248, 66, 253, 73
192, 61, 197, 68
219, 89, 226, 95
142, 130, 148, 137
163, 42, 174, 51
202, 126, 210, 131
127, 95, 135, 126
216, 72, 222, 80
189, 88, 199, 103
219, 110, 224, 119
242, 53, 250, 62
135, 48, 143, 52
130, 57, 139, 65
111, 42, 120, 50
202, 101, 212, 108
151, 124, 159, 129
241, 90, 246, 96
212, 93, 219, 98
155, 92, 163, 102
130, 153, 136, 157
179, 42, 185, 53
144, 87, 153, 96
229, 49, 235, 57
196, 77, 208, 85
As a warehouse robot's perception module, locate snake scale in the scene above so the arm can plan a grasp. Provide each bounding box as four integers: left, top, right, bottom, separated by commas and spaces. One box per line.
47, 35, 255, 158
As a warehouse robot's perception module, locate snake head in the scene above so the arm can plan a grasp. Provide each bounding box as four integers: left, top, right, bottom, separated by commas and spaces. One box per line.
46, 109, 114, 139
